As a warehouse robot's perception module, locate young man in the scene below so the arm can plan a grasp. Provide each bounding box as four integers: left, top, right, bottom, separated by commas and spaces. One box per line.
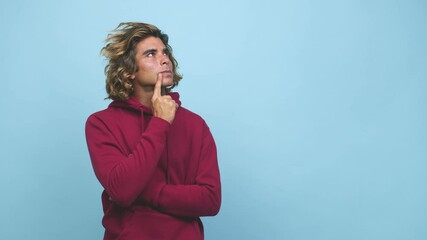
85, 22, 221, 240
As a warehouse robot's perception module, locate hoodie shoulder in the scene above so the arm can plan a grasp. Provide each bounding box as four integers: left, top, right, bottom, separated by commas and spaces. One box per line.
86, 101, 136, 125
176, 106, 209, 129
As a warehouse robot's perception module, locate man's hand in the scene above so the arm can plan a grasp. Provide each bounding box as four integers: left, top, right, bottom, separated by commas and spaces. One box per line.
151, 73, 178, 124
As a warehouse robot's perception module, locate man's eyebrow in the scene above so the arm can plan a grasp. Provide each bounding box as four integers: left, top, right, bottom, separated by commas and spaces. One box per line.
142, 48, 157, 55
142, 48, 169, 55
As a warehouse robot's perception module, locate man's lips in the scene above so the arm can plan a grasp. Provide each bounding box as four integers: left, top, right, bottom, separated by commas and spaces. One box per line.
160, 70, 172, 76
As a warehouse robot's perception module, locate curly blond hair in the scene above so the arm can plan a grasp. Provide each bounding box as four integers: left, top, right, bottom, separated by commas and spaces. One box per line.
101, 22, 182, 101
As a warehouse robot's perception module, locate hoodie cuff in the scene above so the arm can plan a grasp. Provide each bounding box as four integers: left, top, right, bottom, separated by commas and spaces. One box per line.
151, 116, 172, 127
150, 183, 165, 209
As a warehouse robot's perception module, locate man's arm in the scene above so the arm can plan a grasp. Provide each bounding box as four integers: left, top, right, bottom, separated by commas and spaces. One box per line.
85, 115, 170, 208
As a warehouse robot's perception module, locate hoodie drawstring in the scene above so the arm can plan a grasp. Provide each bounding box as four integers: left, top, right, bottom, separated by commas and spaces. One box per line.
165, 135, 170, 184
142, 108, 170, 184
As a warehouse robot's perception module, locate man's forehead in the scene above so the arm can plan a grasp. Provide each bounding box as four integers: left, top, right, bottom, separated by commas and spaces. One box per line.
137, 37, 166, 51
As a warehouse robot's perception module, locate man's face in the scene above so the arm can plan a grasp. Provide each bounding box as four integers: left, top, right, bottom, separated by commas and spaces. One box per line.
131, 36, 174, 87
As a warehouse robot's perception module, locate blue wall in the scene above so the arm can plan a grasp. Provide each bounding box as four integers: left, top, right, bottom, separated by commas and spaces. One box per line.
1, 0, 426, 239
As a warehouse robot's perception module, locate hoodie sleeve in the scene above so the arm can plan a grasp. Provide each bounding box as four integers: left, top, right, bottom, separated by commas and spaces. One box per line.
143, 122, 221, 218
85, 114, 170, 208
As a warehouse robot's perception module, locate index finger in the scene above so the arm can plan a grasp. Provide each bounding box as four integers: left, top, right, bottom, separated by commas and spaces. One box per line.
153, 73, 163, 99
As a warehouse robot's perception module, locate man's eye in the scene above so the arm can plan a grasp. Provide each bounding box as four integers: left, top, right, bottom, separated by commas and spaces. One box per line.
147, 53, 154, 57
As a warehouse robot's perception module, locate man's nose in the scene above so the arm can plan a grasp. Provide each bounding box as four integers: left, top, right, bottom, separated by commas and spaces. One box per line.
160, 55, 170, 65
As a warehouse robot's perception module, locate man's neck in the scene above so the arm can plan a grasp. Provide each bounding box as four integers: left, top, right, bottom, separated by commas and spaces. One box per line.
134, 95, 152, 109
133, 85, 165, 109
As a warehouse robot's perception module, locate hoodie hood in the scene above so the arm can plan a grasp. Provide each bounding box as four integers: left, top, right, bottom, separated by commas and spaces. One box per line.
108, 92, 182, 113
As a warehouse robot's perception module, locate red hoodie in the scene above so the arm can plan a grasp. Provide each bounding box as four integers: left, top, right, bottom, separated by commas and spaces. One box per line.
85, 92, 221, 240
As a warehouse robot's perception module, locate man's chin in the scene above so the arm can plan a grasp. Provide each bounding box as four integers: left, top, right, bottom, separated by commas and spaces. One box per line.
162, 79, 174, 87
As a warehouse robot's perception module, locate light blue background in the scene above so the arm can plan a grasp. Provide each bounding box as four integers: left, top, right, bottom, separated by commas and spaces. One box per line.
1, 0, 426, 239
